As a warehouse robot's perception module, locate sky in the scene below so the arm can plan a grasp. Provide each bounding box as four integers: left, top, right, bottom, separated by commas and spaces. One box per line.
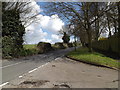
23, 1, 74, 44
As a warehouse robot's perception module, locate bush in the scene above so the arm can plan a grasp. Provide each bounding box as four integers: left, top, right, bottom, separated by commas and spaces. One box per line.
63, 43, 68, 48
2, 8, 25, 59
54, 42, 66, 49
19, 48, 39, 57
2, 36, 13, 58
37, 42, 53, 53
2, 36, 25, 58
66, 43, 73, 47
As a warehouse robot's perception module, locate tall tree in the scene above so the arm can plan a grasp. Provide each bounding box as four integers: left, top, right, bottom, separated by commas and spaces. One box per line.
2, 2, 40, 58
42, 2, 116, 52
2, 5, 25, 58
62, 32, 70, 44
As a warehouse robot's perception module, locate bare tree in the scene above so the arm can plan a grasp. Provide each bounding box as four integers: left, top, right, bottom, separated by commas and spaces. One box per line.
42, 2, 117, 52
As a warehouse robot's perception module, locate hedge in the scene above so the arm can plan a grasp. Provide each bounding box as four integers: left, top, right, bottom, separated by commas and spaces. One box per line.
92, 36, 119, 56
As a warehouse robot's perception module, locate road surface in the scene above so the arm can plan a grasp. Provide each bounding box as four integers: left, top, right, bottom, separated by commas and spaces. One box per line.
2, 57, 118, 88
1, 48, 74, 84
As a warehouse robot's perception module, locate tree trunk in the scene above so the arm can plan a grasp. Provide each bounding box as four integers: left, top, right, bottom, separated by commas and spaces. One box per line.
95, 3, 99, 41
114, 20, 117, 34
95, 18, 99, 41
74, 36, 77, 51
88, 31, 92, 52
87, 24, 92, 52
107, 16, 111, 37
85, 3, 92, 52
80, 37, 85, 47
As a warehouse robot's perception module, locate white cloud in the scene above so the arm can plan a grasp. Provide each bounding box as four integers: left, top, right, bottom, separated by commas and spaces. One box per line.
51, 34, 60, 40
29, 1, 41, 14
39, 14, 64, 33
41, 38, 52, 43
24, 23, 48, 44
23, 1, 65, 44
51, 34, 62, 44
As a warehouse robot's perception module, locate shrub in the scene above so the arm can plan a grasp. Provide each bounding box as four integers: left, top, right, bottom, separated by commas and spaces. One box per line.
54, 42, 66, 49
62, 32, 70, 44
67, 43, 73, 47
2, 8, 25, 59
37, 42, 53, 53
63, 43, 68, 48
2, 36, 13, 58
2, 36, 24, 58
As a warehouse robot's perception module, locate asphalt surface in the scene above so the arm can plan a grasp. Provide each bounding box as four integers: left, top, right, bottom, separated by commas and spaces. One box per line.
3, 57, 118, 88
1, 48, 74, 84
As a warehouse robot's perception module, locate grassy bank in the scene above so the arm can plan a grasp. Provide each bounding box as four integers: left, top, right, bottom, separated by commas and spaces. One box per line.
67, 47, 119, 69
23, 44, 39, 56
23, 44, 37, 50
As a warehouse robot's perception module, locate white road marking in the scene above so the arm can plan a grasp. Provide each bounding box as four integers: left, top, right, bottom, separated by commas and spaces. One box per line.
28, 62, 50, 74
28, 68, 38, 73
1, 57, 61, 87
19, 76, 23, 78
0, 62, 51, 87
55, 58, 60, 61
0, 61, 25, 69
38, 62, 49, 69
0, 82, 9, 88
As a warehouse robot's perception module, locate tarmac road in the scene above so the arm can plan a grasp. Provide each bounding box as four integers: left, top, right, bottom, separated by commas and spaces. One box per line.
2, 57, 118, 88
1, 48, 74, 84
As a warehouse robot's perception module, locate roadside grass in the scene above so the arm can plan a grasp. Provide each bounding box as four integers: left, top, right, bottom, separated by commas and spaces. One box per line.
23, 44, 37, 50
67, 47, 119, 69
23, 44, 39, 55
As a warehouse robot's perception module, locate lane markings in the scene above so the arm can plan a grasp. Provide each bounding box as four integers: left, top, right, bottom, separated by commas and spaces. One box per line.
0, 61, 25, 69
0, 62, 51, 88
28, 57, 60, 74
0, 82, 9, 88
19, 76, 23, 78
28, 62, 50, 74
55, 57, 61, 61
28, 68, 38, 73
38, 62, 49, 69
0, 57, 61, 88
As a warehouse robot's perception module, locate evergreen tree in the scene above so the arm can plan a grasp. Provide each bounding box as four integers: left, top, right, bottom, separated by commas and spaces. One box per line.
62, 32, 70, 44
2, 3, 25, 58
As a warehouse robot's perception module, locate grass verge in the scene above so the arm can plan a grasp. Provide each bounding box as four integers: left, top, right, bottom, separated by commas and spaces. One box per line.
23, 44, 39, 56
23, 44, 37, 50
67, 47, 119, 69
